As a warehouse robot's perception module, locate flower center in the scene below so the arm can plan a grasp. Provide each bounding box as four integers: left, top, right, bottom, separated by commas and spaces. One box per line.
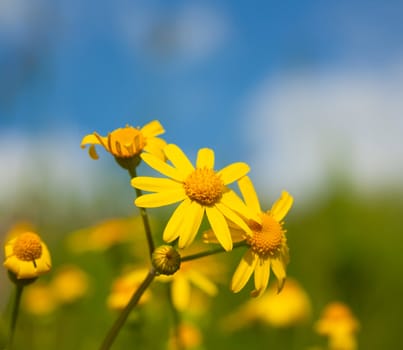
108, 126, 146, 158
246, 213, 284, 258
183, 168, 224, 206
13, 232, 43, 261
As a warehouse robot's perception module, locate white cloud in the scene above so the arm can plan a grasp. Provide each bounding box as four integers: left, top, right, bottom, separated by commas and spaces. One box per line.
0, 129, 104, 217
243, 62, 403, 199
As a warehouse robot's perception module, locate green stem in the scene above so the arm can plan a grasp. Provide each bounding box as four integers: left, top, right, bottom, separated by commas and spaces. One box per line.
128, 167, 155, 257
8, 284, 24, 350
181, 241, 247, 262
99, 268, 156, 350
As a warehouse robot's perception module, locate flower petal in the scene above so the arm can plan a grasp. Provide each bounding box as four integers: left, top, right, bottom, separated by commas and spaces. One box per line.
143, 137, 167, 160
251, 258, 270, 297
196, 148, 214, 169
163, 198, 191, 242
215, 202, 251, 235
140, 120, 165, 137
135, 189, 187, 208
80, 134, 102, 147
4, 239, 16, 258
205, 206, 232, 251
16, 261, 37, 279
271, 257, 287, 293
88, 145, 99, 159
230, 250, 257, 293
187, 270, 218, 296
218, 162, 250, 185
178, 202, 204, 248
238, 176, 261, 213
221, 190, 261, 224
270, 191, 293, 222
131, 177, 182, 192
172, 275, 191, 311
164, 144, 194, 175
141, 153, 185, 181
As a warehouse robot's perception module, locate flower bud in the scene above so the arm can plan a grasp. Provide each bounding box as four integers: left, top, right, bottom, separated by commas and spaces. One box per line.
152, 245, 181, 275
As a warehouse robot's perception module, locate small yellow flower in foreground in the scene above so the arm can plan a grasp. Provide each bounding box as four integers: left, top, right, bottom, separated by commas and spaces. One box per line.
4, 231, 52, 280
205, 176, 293, 297
131, 144, 258, 251
315, 301, 360, 350
222, 278, 311, 331
107, 268, 151, 310
81, 120, 167, 161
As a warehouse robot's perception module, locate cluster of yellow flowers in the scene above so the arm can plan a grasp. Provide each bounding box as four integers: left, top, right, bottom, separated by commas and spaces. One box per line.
81, 120, 293, 298
1, 119, 360, 350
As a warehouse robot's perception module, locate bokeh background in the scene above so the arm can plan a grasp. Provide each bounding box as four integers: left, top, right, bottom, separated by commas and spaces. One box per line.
1, 0, 403, 349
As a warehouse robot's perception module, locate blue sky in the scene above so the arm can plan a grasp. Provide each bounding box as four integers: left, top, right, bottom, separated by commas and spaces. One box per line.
1, 0, 403, 202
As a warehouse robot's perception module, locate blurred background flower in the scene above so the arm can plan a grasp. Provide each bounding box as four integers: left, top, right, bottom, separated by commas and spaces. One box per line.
1, 0, 403, 349
222, 278, 311, 331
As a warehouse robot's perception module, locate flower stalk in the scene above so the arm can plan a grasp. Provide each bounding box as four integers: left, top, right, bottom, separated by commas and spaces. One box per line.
99, 268, 156, 350
8, 284, 24, 350
128, 166, 155, 257
181, 241, 247, 262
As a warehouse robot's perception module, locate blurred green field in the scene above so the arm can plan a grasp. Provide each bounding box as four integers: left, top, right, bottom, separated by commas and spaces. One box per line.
1, 180, 402, 350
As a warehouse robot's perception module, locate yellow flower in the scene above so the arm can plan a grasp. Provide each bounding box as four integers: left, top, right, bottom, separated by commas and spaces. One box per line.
4, 231, 52, 280
205, 176, 293, 297
168, 322, 203, 350
131, 144, 258, 251
315, 302, 360, 350
222, 278, 311, 331
67, 216, 146, 253
22, 283, 58, 316
107, 268, 151, 310
50, 265, 89, 304
157, 250, 224, 312
81, 120, 167, 161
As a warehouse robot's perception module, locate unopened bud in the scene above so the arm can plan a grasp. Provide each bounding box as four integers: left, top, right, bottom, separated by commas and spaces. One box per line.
152, 245, 181, 275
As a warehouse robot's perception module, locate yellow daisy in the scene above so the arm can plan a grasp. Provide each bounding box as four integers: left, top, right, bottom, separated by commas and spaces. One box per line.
222, 278, 311, 331
131, 144, 258, 251
315, 302, 360, 350
107, 268, 151, 310
4, 231, 52, 280
205, 176, 293, 297
157, 254, 223, 312
81, 120, 167, 161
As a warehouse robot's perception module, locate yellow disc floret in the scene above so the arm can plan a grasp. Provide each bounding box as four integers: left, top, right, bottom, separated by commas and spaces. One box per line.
183, 168, 224, 206
247, 213, 284, 259
108, 125, 146, 158
13, 232, 43, 261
